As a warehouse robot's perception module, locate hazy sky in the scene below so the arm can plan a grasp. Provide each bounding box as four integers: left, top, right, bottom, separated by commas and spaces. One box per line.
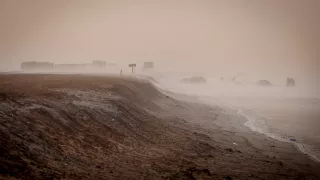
0, 0, 319, 83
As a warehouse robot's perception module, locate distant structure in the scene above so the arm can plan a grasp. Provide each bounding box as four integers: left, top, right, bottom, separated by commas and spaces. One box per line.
286, 77, 295, 87
55, 61, 106, 71
92, 60, 106, 68
107, 62, 116, 66
21, 61, 54, 71
21, 61, 109, 72
143, 62, 154, 69
55, 63, 87, 70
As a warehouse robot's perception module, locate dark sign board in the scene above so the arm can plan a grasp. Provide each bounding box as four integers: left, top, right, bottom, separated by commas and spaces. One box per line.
128, 64, 136, 67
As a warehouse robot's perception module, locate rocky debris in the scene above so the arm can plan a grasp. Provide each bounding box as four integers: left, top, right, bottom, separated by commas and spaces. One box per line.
290, 138, 297, 142
165, 167, 212, 180
225, 148, 234, 153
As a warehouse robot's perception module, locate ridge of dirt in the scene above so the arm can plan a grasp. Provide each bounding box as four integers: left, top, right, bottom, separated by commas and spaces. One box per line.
0, 74, 319, 180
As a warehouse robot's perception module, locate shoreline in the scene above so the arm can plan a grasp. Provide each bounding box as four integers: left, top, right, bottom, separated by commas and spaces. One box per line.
155, 80, 320, 164
237, 108, 320, 163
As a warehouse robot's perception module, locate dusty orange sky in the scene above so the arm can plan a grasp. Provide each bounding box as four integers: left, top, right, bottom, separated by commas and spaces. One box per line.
0, 0, 319, 84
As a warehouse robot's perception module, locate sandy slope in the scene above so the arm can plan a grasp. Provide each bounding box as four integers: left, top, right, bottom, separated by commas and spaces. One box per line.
0, 74, 319, 180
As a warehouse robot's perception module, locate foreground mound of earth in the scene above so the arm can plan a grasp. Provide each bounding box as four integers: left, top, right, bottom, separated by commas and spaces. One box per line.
0, 74, 319, 180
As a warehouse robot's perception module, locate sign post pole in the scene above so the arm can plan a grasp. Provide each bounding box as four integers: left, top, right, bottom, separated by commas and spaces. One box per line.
128, 64, 136, 74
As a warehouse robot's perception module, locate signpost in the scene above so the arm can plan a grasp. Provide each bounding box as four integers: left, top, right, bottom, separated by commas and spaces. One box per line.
128, 64, 136, 74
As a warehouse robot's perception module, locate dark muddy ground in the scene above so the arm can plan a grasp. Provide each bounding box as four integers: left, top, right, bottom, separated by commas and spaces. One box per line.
0, 74, 319, 180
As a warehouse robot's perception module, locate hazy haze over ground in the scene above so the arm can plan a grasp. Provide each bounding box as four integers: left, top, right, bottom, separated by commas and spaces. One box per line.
1, 1, 320, 175
1, 0, 319, 91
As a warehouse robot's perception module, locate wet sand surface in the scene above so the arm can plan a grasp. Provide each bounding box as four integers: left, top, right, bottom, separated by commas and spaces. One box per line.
201, 97, 320, 162
0, 74, 319, 180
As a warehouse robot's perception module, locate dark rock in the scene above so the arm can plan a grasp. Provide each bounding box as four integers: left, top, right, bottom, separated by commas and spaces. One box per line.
257, 80, 272, 86
225, 176, 232, 180
286, 77, 295, 87
279, 161, 283, 166
181, 77, 206, 84
225, 148, 234, 153
290, 138, 296, 142
201, 169, 211, 176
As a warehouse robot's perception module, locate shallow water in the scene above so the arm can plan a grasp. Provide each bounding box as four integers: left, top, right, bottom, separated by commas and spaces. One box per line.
155, 75, 320, 162
233, 100, 320, 162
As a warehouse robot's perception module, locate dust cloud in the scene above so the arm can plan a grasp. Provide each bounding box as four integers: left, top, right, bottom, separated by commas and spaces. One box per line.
1, 0, 319, 84
1, 0, 319, 98
1, 1, 320, 120
1, 0, 320, 177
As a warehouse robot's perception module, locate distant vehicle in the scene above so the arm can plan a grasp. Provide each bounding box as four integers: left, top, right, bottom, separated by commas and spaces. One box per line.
286, 77, 295, 87
257, 80, 272, 86
92, 60, 106, 67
